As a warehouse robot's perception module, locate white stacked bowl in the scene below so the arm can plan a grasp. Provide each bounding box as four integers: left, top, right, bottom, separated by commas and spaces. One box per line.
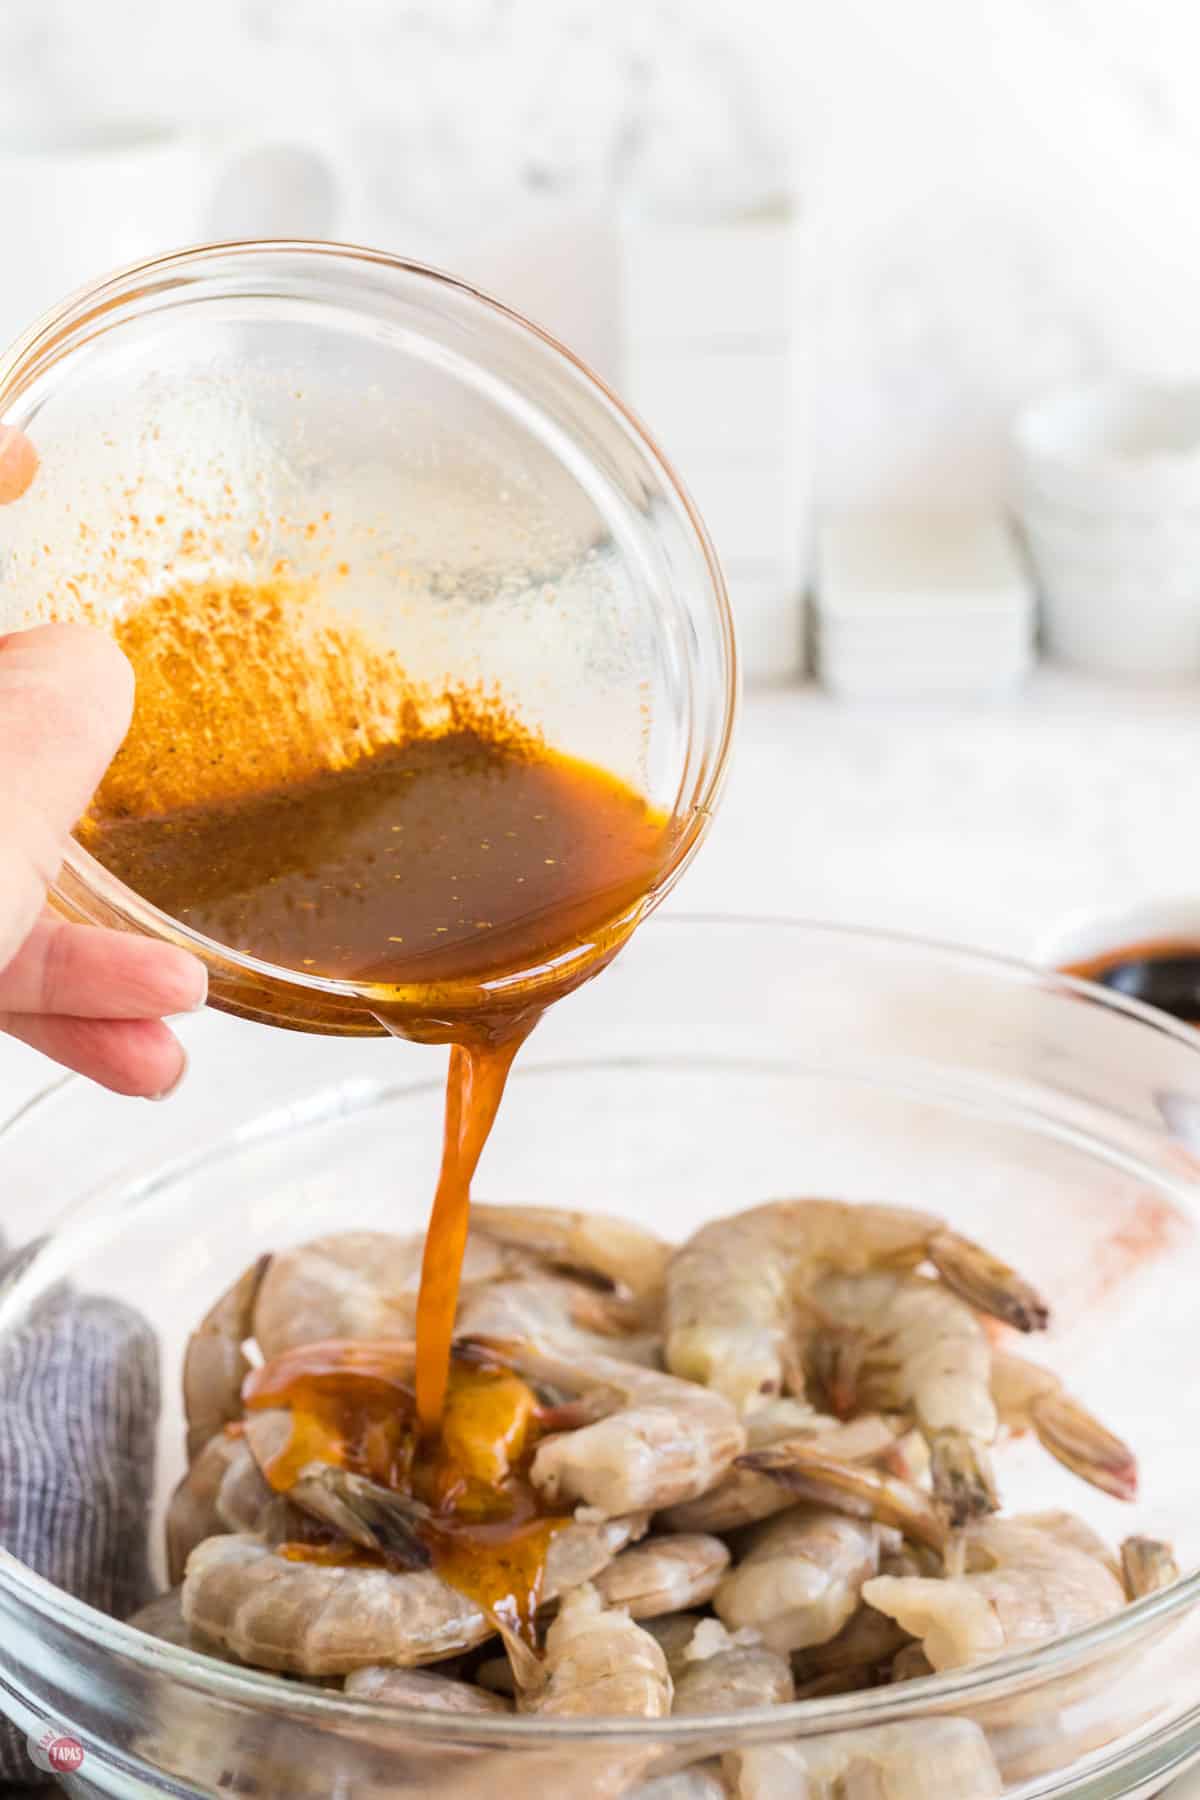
1014, 379, 1200, 679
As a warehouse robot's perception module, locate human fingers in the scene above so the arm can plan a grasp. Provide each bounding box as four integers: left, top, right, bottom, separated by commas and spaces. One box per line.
0, 623, 134, 969
0, 1013, 188, 1099
0, 914, 207, 1019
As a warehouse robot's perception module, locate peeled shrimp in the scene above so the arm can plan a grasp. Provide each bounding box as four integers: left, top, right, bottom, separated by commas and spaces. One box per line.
181, 1512, 643, 1676
469, 1205, 670, 1313
183, 1257, 270, 1460
252, 1231, 502, 1358
521, 1583, 672, 1718
714, 1511, 887, 1653
468, 1338, 744, 1518
991, 1352, 1138, 1502
128, 1588, 243, 1663
666, 1200, 1047, 1415
725, 1719, 1002, 1800
810, 1271, 1001, 1524
166, 1431, 275, 1585
344, 1664, 512, 1714
593, 1534, 730, 1619
671, 1620, 795, 1716
456, 1271, 661, 1366
253, 1215, 665, 1365
661, 1401, 899, 1535
862, 1511, 1127, 1670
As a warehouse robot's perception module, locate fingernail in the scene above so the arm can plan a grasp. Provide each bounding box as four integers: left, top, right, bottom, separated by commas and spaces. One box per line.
147, 1047, 189, 1103
187, 965, 209, 1012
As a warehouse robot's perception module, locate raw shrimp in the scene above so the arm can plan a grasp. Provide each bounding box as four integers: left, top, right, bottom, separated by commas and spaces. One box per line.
183, 1256, 270, 1460
671, 1620, 795, 1716
735, 1439, 946, 1550
725, 1719, 1002, 1800
468, 1338, 744, 1518
456, 1272, 661, 1366
520, 1583, 672, 1718
991, 1352, 1138, 1502
469, 1205, 670, 1313
661, 1401, 899, 1535
128, 1588, 243, 1663
344, 1664, 512, 1714
593, 1534, 730, 1619
863, 1511, 1127, 1670
166, 1431, 275, 1584
809, 1271, 1000, 1524
714, 1511, 888, 1653
1121, 1535, 1179, 1599
181, 1512, 643, 1676
252, 1231, 510, 1359
253, 1215, 665, 1366
666, 1200, 1047, 1415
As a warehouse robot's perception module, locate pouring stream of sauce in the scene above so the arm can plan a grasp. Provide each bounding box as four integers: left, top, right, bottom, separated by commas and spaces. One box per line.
79, 576, 677, 1439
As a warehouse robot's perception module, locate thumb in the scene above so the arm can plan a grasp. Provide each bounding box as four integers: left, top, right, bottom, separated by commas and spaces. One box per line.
0, 623, 134, 971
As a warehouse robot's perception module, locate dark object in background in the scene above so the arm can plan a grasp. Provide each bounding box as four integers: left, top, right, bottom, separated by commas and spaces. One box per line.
0, 1251, 159, 1786
1064, 939, 1200, 1026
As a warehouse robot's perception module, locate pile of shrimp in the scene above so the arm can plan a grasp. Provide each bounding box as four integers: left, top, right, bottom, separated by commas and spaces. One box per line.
134, 1198, 1180, 1798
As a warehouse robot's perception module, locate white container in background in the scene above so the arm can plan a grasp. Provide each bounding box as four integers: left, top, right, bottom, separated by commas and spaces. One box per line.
1013, 378, 1200, 680
1035, 894, 1200, 972
813, 509, 1034, 700
0, 119, 367, 350
618, 205, 804, 685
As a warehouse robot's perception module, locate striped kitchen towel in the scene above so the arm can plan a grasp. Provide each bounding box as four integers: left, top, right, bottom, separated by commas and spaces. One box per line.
0, 1246, 158, 1784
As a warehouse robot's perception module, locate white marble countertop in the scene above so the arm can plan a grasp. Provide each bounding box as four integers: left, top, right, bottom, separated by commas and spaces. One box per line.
669, 668, 1200, 955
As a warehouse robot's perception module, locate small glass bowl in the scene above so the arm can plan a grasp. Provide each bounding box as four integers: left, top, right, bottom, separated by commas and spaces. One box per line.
0, 241, 736, 1033
0, 917, 1198, 1797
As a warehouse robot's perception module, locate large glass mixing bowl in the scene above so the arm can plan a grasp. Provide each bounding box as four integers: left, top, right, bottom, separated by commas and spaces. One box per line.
0, 241, 736, 1032
0, 918, 1198, 1798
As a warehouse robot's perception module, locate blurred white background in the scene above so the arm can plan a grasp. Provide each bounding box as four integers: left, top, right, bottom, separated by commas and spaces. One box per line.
6, 0, 1200, 510
4, 0, 1200, 997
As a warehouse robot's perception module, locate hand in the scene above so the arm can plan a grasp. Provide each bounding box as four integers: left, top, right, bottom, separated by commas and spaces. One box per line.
0, 425, 207, 1094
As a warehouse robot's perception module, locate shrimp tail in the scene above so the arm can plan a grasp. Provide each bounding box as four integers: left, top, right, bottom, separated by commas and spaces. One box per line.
1030, 1392, 1139, 1502
926, 1230, 1049, 1333
930, 1431, 999, 1528
494, 1614, 548, 1700
736, 1441, 947, 1551
290, 1466, 434, 1568
1121, 1535, 1179, 1599
807, 1327, 867, 1421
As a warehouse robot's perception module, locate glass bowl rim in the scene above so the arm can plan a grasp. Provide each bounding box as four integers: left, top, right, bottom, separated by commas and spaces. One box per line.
0, 236, 739, 1006
0, 911, 1197, 1747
